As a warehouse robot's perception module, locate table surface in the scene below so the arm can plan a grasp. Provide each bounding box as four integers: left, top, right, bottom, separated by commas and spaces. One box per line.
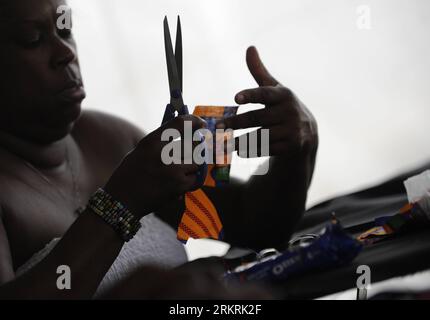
277, 165, 430, 299
278, 228, 430, 299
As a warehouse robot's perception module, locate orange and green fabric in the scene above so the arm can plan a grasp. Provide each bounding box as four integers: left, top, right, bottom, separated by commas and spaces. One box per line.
176, 106, 238, 242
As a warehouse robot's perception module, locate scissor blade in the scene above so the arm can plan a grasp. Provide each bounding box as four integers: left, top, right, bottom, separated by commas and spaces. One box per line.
175, 16, 183, 93
164, 16, 184, 112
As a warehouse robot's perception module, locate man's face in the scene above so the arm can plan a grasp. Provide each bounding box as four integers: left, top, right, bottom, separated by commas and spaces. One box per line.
0, 0, 85, 144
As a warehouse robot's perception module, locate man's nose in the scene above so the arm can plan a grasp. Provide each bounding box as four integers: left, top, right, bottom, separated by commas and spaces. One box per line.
51, 37, 77, 69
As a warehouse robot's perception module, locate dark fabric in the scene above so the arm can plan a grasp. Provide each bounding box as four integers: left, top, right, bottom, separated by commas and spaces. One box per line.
279, 161, 430, 299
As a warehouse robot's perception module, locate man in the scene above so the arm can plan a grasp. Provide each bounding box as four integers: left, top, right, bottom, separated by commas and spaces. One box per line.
0, 0, 317, 299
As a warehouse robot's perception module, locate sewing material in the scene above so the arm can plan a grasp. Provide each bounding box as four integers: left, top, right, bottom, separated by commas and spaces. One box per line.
404, 170, 430, 203
176, 107, 238, 242
193, 106, 239, 187
178, 189, 224, 242
160, 18, 239, 243
358, 170, 430, 245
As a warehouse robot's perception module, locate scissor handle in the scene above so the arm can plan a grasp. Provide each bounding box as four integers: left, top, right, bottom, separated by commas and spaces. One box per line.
162, 104, 208, 188
162, 104, 189, 125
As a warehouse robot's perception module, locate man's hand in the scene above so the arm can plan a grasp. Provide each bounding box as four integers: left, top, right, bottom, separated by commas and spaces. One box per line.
220, 46, 318, 160
207, 46, 318, 250
105, 115, 207, 219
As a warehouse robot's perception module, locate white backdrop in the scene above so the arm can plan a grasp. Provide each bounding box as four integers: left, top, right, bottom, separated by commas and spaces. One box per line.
68, 0, 430, 259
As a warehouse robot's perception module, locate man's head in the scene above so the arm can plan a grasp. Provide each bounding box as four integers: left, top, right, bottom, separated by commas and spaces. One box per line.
0, 0, 85, 144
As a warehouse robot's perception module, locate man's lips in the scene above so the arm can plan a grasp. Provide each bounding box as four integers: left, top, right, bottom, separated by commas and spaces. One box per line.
56, 80, 86, 103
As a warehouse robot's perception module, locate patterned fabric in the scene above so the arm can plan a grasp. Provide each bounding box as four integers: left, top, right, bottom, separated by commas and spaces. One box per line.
176, 106, 238, 242
177, 188, 223, 242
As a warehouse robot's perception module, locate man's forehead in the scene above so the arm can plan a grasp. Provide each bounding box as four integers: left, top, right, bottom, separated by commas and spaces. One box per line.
0, 0, 68, 21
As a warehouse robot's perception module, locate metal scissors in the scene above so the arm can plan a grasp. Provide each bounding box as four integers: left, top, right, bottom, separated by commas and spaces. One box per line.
162, 16, 207, 185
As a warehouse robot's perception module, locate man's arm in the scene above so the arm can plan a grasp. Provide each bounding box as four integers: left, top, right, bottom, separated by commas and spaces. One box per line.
0, 207, 124, 299
0, 114, 215, 299
204, 47, 318, 251
205, 151, 316, 251
0, 110, 142, 299
0, 208, 14, 284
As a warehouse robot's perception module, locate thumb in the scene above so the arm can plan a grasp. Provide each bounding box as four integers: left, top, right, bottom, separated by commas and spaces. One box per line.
246, 46, 278, 87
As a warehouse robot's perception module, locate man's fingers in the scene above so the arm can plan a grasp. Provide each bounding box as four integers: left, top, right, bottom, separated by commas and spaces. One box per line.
155, 114, 207, 138
234, 129, 268, 158
161, 138, 206, 164
182, 164, 200, 174
235, 86, 292, 105
180, 171, 202, 192
222, 108, 281, 130
233, 127, 301, 157
246, 46, 278, 87
166, 171, 198, 194
151, 114, 207, 147
234, 138, 290, 158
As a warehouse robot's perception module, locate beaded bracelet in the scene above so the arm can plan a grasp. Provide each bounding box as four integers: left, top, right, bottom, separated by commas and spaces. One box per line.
87, 188, 141, 242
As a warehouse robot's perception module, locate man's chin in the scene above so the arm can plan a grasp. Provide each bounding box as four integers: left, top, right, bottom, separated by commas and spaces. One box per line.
44, 102, 81, 130
50, 101, 82, 125
33, 107, 82, 144
49, 122, 76, 140
28, 122, 76, 145
0, 104, 81, 145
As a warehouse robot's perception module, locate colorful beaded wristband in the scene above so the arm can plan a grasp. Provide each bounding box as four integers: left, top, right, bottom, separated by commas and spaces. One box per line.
87, 188, 141, 242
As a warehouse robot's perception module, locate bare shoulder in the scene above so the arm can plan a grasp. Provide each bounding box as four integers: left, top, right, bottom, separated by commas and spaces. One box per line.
72, 109, 146, 155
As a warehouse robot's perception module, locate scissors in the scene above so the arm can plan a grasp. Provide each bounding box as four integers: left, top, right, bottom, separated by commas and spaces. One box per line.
162, 16, 207, 186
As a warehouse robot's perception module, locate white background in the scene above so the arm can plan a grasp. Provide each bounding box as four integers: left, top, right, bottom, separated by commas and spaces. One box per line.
68, 0, 430, 259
